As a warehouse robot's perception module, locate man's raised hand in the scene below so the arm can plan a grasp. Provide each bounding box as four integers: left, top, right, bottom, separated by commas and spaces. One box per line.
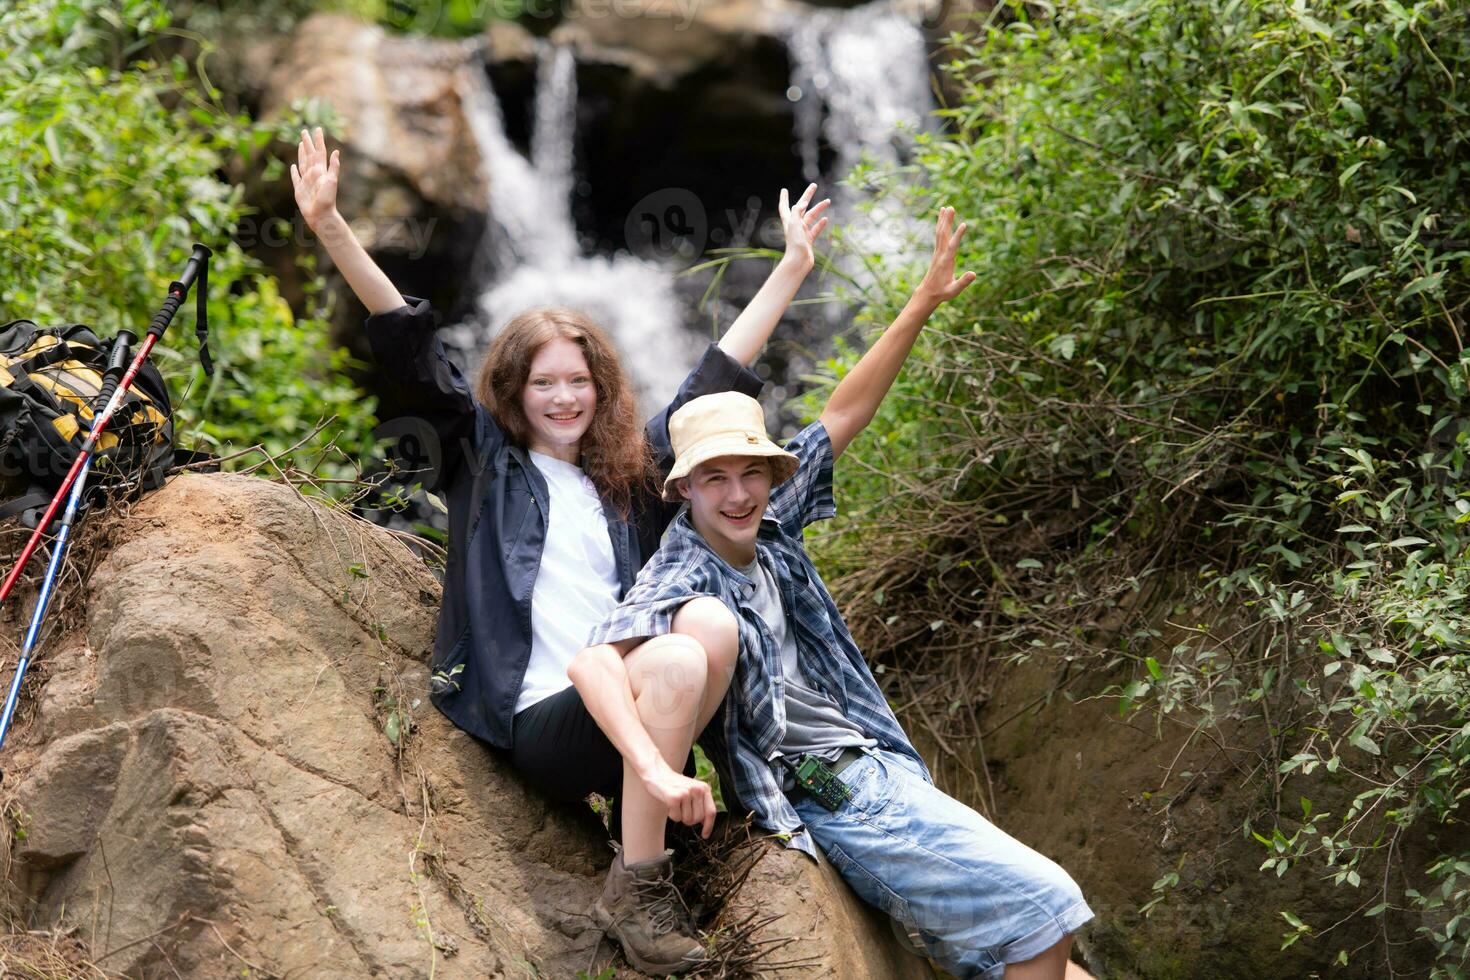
779, 183, 832, 272
914, 206, 977, 309
290, 126, 341, 233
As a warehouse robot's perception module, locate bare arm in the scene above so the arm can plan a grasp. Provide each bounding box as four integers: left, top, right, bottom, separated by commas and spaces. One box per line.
290, 127, 406, 316
567, 641, 717, 833
819, 206, 977, 459
567, 641, 664, 778
715, 184, 831, 365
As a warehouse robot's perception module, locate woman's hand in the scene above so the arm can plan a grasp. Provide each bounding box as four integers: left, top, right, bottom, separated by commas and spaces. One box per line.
778, 182, 831, 272
912, 206, 977, 311
640, 760, 718, 838
290, 126, 342, 234
284, 125, 404, 314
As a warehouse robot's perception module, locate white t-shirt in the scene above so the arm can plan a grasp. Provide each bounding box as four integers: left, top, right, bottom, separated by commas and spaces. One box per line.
514, 451, 622, 714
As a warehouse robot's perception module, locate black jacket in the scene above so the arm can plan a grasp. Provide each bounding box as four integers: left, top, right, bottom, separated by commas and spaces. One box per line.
365, 297, 762, 747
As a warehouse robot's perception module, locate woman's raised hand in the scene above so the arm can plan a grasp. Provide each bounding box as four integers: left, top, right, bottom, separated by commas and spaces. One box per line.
778, 182, 831, 271
913, 206, 977, 309
285, 125, 405, 314
290, 126, 342, 233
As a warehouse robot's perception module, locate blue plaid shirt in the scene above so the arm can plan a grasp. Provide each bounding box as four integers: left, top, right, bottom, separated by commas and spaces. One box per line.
588, 421, 932, 859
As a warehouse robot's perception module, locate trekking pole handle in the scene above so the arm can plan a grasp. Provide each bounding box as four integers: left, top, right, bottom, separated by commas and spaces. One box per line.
93, 330, 136, 411
147, 244, 212, 340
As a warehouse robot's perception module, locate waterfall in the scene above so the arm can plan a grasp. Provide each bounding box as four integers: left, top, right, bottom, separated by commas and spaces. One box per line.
453, 46, 699, 408
784, 1, 934, 272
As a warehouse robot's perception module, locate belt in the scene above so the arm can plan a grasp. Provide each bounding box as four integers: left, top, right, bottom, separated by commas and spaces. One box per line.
829, 745, 867, 775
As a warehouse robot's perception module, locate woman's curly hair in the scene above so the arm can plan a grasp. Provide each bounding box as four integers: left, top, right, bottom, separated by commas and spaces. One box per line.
475, 307, 654, 516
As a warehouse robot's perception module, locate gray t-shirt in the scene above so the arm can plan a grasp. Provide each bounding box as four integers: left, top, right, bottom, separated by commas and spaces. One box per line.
739, 554, 875, 788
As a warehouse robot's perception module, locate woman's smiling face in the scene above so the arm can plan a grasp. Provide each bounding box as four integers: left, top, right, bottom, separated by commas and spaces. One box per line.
521, 336, 597, 461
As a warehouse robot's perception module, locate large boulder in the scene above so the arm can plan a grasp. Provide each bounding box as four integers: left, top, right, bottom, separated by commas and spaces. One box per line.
2, 473, 934, 978
551, 0, 795, 86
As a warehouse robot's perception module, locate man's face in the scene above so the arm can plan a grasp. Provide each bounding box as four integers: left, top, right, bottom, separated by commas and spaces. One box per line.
679, 455, 773, 561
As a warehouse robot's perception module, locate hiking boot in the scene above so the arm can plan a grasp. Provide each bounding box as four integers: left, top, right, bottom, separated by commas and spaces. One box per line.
592, 848, 708, 976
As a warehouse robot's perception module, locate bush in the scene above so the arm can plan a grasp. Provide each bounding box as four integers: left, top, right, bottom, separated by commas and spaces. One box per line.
810, 1, 1470, 974
0, 0, 379, 487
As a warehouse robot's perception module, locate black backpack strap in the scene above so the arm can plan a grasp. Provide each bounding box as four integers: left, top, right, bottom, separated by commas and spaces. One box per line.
0, 320, 40, 357
0, 491, 52, 527
17, 341, 78, 374
170, 449, 219, 471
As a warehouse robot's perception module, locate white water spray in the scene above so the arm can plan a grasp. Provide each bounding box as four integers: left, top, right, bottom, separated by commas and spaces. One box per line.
784, 1, 934, 271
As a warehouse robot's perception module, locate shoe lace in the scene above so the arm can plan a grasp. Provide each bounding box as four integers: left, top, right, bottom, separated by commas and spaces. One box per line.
630, 874, 694, 938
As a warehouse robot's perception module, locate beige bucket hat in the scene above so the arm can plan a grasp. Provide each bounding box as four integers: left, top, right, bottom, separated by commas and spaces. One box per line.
662, 391, 799, 501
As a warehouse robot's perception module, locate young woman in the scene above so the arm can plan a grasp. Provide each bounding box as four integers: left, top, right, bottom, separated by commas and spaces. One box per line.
291, 127, 827, 973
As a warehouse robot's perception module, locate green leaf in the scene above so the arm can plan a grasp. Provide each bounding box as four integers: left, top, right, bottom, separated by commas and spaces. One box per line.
1350, 733, 1380, 756
42, 125, 65, 168
1118, 680, 1149, 716
1337, 161, 1367, 187
1335, 265, 1376, 287
1398, 273, 1443, 302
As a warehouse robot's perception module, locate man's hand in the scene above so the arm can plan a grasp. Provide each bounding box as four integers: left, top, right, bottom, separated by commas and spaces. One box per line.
912, 206, 977, 310
819, 207, 978, 459
290, 126, 342, 234
640, 760, 718, 838
778, 183, 831, 272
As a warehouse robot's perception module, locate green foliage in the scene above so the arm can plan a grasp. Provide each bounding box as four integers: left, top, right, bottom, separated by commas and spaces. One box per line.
811, 0, 1470, 972
173, 0, 526, 39
0, 0, 378, 487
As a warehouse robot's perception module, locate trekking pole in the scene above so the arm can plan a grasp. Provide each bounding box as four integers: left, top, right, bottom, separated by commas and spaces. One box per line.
0, 245, 210, 775
0, 343, 127, 759
0, 244, 211, 610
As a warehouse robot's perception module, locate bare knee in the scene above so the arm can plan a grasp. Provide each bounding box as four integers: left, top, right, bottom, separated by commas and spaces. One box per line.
566, 643, 620, 687
627, 634, 708, 709
673, 597, 738, 678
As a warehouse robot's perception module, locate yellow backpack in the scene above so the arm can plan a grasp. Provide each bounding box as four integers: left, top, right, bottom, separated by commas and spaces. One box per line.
0, 320, 177, 524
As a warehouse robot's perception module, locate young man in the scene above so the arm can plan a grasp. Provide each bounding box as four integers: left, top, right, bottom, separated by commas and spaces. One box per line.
577, 208, 1092, 979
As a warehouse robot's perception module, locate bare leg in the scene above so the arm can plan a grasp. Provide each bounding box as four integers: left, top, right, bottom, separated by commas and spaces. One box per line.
616, 599, 738, 862
1004, 936, 1074, 980
620, 634, 707, 862
670, 597, 739, 734
567, 599, 741, 864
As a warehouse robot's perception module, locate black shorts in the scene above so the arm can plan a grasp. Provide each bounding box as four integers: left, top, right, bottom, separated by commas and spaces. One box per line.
506, 683, 696, 803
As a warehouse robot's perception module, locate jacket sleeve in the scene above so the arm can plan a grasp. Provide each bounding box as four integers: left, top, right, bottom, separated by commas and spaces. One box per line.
645, 343, 764, 478
365, 296, 502, 494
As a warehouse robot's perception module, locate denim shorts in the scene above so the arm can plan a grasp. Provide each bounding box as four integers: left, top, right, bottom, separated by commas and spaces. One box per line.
791, 747, 1093, 979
